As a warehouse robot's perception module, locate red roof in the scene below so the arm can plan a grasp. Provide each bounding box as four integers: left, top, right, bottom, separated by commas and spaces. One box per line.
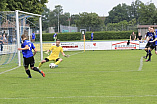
137, 25, 157, 28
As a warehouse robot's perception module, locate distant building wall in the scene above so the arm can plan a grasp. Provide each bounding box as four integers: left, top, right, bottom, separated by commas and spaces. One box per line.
60, 25, 78, 33
137, 25, 157, 37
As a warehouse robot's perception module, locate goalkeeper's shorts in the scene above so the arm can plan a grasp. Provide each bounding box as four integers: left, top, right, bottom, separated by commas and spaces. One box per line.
45, 57, 60, 62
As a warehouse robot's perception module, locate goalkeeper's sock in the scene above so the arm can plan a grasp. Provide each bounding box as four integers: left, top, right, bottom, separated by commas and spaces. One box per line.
32, 67, 41, 73
55, 60, 61, 65
26, 69, 32, 78
38, 62, 43, 68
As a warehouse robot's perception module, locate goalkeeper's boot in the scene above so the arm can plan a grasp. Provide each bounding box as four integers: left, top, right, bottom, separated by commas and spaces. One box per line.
55, 65, 58, 68
40, 70, 45, 77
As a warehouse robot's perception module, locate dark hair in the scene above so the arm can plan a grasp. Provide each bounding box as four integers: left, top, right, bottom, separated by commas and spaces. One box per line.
21, 34, 27, 39
150, 26, 154, 29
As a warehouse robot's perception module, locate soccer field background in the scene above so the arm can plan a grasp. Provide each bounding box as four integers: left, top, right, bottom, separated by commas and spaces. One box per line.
1, 50, 157, 104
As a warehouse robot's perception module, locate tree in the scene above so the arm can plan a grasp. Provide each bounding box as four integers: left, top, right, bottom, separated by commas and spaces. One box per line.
42, 7, 50, 32
138, 2, 156, 24
75, 12, 103, 31
70, 14, 80, 27
48, 5, 63, 32
105, 3, 129, 24
6, 0, 48, 14
128, 0, 142, 21
0, 0, 7, 11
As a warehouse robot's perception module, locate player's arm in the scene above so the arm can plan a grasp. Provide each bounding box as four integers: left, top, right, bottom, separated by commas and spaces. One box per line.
18, 45, 29, 50
61, 52, 70, 57
134, 35, 136, 41
32, 43, 37, 56
33, 48, 37, 56
45, 46, 53, 55
152, 38, 157, 42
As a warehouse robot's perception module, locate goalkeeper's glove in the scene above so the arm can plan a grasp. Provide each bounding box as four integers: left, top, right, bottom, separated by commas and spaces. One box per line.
64, 55, 70, 58
44, 51, 49, 55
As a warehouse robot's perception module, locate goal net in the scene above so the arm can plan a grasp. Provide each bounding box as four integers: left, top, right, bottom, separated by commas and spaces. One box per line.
0, 10, 43, 68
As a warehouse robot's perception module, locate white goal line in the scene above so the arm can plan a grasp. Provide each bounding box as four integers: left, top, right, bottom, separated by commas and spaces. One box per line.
1, 95, 157, 99
0, 66, 20, 75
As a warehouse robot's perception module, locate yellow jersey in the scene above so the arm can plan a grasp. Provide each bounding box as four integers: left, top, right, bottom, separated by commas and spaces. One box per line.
48, 45, 63, 59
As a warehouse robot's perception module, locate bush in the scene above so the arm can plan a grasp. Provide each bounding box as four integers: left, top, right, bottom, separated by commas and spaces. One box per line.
36, 31, 137, 41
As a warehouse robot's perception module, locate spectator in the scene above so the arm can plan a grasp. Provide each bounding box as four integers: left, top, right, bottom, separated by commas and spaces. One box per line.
137, 32, 143, 43
91, 32, 94, 41
130, 32, 136, 41
0, 35, 3, 51
31, 31, 35, 43
2, 34, 8, 44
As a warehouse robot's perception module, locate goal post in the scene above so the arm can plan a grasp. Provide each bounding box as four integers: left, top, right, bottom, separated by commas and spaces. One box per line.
16, 10, 43, 66
0, 10, 43, 67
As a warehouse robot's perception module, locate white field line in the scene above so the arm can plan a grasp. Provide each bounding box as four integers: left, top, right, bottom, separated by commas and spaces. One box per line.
68, 51, 84, 57
39, 51, 84, 62
46, 70, 138, 74
1, 95, 157, 99
0, 66, 20, 75
138, 57, 143, 71
4, 70, 139, 75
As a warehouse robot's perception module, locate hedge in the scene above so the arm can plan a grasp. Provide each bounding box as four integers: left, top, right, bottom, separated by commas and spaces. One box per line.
36, 31, 137, 41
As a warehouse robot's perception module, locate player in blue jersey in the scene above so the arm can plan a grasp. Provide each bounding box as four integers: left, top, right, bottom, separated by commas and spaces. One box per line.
91, 32, 94, 41
31, 32, 35, 43
151, 29, 157, 55
144, 27, 156, 62
18, 34, 45, 78
152, 34, 157, 55
53, 32, 58, 42
143, 27, 153, 59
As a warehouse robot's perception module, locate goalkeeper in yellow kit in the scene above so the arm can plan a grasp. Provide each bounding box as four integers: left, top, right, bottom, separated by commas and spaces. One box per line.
38, 39, 69, 68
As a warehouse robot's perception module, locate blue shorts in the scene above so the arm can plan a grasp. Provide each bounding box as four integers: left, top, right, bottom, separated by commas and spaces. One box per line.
32, 37, 35, 39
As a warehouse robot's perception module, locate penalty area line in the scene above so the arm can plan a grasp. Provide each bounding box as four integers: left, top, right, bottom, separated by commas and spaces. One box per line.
39, 51, 84, 62
138, 57, 143, 71
1, 95, 157, 99
0, 66, 20, 75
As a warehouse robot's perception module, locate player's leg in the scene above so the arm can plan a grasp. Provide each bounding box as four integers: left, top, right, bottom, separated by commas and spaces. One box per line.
23, 57, 32, 78
30, 57, 45, 77
143, 44, 149, 59
32, 39, 34, 43
53, 37, 56, 42
38, 58, 49, 68
155, 46, 157, 55
146, 47, 153, 62
0, 44, 3, 51
54, 58, 63, 66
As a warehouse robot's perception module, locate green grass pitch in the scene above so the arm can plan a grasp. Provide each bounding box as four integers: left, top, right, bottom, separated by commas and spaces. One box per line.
1, 50, 157, 104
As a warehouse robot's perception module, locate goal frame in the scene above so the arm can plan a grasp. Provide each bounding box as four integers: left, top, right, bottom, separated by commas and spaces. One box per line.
15, 10, 43, 66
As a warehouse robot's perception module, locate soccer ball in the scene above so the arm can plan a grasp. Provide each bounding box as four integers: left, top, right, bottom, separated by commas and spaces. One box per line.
49, 63, 56, 68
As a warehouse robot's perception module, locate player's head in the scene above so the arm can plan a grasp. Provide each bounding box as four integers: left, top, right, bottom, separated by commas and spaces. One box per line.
150, 26, 154, 32
21, 34, 27, 40
148, 27, 151, 31
56, 39, 60, 46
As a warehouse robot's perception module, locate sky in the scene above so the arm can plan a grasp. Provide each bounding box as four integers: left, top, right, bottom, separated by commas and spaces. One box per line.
46, 0, 157, 16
